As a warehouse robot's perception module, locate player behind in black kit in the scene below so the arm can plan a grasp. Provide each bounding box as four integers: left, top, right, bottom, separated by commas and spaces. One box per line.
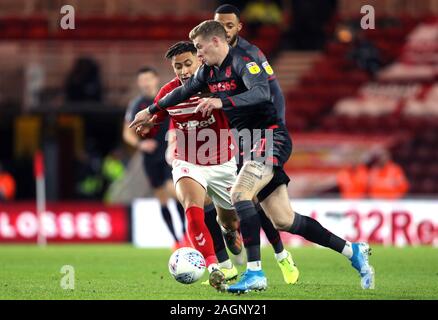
130, 21, 374, 293
213, 4, 299, 285
123, 67, 188, 250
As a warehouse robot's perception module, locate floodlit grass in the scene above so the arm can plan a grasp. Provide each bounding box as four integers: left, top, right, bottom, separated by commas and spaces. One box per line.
0, 245, 437, 300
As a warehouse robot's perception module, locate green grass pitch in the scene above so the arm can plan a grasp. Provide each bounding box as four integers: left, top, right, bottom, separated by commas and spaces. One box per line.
0, 245, 437, 300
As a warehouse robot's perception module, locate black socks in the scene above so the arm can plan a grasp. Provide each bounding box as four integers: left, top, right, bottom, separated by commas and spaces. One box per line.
203, 203, 229, 263
258, 205, 284, 254
160, 205, 178, 242
288, 212, 346, 253
175, 202, 186, 234
234, 200, 261, 262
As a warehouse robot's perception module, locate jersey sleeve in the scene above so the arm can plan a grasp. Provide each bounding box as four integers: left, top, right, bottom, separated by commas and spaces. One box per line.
257, 50, 286, 124
220, 56, 270, 110
269, 79, 286, 124
144, 85, 173, 137
148, 66, 208, 114
247, 44, 286, 124
152, 85, 171, 123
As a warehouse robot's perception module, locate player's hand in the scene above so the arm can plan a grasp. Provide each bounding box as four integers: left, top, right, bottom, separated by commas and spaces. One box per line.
138, 139, 158, 153
129, 108, 154, 129
195, 98, 223, 117
135, 115, 157, 137
135, 124, 152, 138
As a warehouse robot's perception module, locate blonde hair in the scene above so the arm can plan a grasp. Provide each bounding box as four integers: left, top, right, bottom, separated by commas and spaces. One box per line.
189, 20, 227, 41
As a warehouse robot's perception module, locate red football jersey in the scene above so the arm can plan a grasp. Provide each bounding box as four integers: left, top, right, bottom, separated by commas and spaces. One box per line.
153, 77, 236, 165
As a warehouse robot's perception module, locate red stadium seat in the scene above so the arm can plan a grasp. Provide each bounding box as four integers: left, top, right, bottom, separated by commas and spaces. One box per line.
0, 16, 26, 39
418, 178, 436, 194
415, 147, 434, 163
26, 16, 49, 39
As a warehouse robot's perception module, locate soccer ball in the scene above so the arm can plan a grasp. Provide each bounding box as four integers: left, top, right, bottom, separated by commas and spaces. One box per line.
168, 247, 206, 284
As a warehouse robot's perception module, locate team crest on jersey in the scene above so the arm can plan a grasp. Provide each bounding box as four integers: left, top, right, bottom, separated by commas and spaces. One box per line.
246, 62, 261, 74
262, 61, 274, 75
182, 167, 190, 174
225, 66, 232, 78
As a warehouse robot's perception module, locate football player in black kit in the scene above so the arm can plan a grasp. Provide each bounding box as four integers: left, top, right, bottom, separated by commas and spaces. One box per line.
123, 67, 188, 250
130, 21, 374, 293
213, 4, 300, 286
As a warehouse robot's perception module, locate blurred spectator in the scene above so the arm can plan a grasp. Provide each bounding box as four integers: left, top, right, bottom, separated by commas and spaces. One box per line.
102, 147, 127, 202
75, 140, 104, 199
23, 63, 45, 110
64, 57, 102, 103
288, 0, 337, 50
123, 66, 188, 249
368, 152, 409, 199
337, 162, 369, 199
347, 32, 382, 78
0, 162, 16, 201
242, 0, 283, 37
243, 0, 282, 25
102, 148, 126, 184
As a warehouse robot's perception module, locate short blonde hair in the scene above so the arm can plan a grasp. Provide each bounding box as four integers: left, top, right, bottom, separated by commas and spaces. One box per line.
189, 20, 227, 41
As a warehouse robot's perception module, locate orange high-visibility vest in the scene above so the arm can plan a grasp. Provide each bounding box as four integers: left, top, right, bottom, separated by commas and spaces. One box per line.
0, 173, 16, 200
337, 165, 369, 199
369, 162, 409, 199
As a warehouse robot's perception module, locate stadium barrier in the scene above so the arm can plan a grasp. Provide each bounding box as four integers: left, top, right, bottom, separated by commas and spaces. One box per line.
132, 199, 438, 248
0, 202, 129, 243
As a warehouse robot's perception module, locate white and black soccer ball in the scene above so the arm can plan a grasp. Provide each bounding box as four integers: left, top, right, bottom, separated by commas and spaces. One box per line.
168, 247, 206, 284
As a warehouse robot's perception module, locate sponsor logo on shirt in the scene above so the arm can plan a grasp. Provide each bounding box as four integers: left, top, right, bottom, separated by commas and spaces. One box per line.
208, 80, 237, 93
176, 114, 217, 130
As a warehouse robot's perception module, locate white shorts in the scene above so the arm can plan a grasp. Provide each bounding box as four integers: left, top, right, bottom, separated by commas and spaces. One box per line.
172, 158, 237, 211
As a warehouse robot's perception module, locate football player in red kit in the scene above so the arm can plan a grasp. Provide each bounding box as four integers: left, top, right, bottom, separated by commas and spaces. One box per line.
137, 41, 242, 290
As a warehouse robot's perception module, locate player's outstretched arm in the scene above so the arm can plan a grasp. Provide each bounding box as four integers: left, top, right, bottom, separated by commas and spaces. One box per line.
128, 109, 156, 130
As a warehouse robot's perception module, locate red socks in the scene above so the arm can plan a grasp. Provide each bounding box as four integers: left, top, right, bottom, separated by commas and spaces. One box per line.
185, 206, 217, 267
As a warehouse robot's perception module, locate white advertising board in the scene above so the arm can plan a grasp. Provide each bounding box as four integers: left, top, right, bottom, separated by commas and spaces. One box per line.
132, 199, 438, 248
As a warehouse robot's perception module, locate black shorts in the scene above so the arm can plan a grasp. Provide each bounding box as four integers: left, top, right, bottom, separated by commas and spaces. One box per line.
239, 123, 292, 168
142, 155, 172, 189
257, 166, 290, 202
236, 123, 292, 201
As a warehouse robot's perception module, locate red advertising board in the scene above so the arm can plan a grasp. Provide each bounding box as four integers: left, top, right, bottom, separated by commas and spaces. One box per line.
0, 202, 129, 243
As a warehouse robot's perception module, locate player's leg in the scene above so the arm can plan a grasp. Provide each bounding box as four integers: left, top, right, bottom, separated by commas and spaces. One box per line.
204, 196, 228, 263
226, 161, 273, 293
153, 185, 180, 246
200, 158, 243, 283
256, 169, 299, 284
260, 184, 374, 289
202, 196, 238, 282
215, 206, 241, 254
172, 160, 226, 290
256, 203, 299, 284
213, 206, 240, 278
164, 179, 187, 242
201, 157, 243, 258
175, 178, 216, 265
146, 159, 182, 248
257, 204, 283, 254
